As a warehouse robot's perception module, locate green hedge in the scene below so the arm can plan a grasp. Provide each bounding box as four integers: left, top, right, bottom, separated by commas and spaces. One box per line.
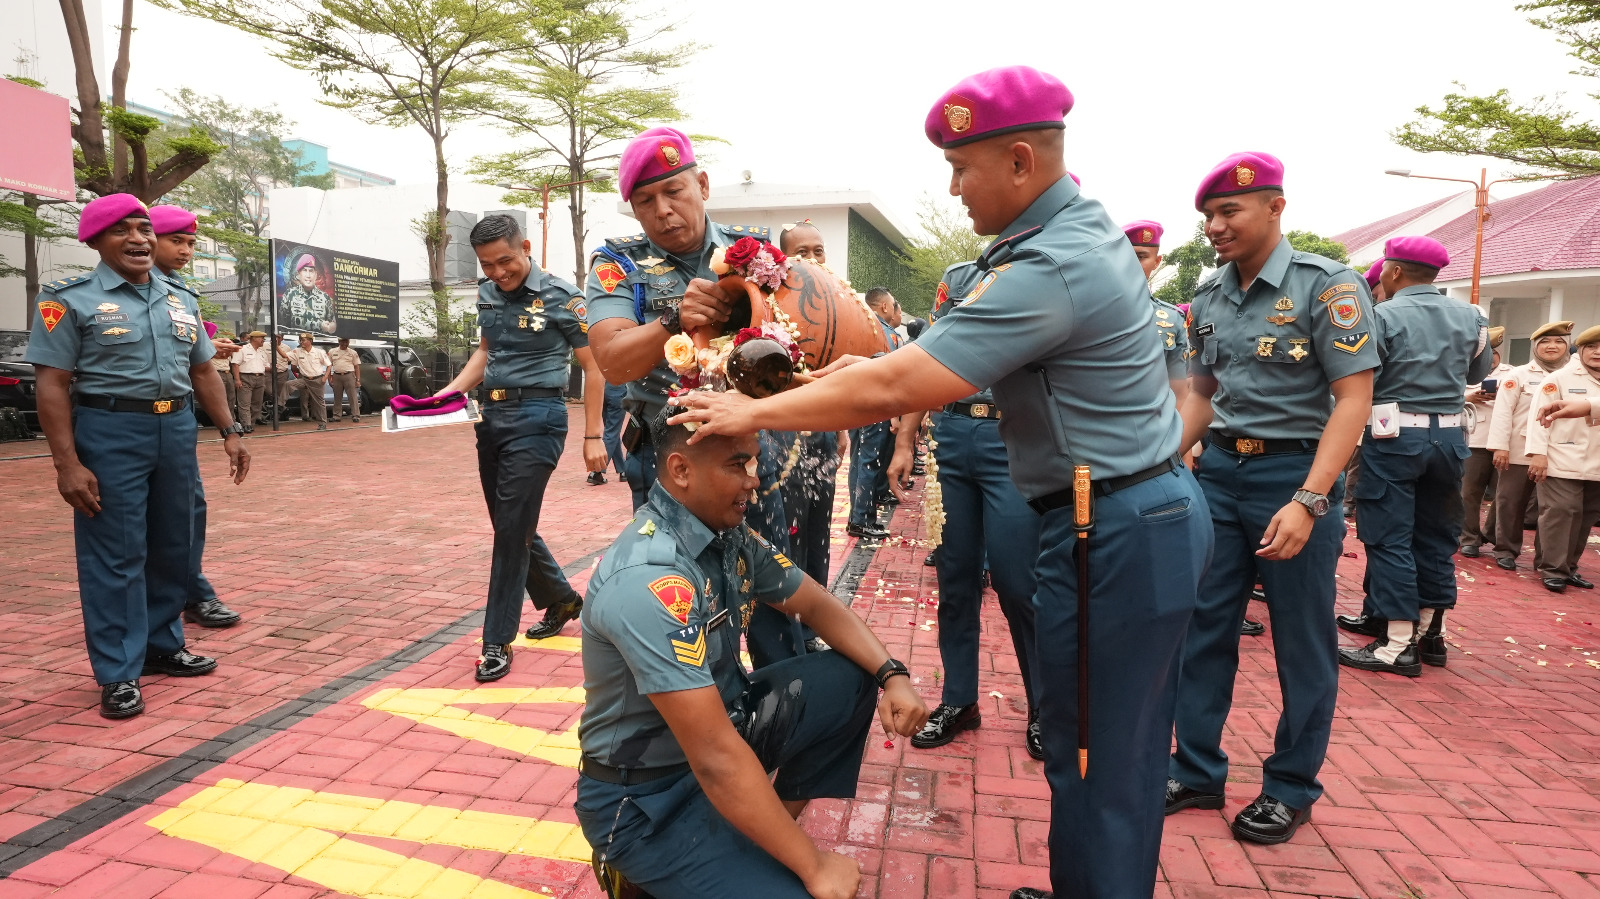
847, 210, 918, 316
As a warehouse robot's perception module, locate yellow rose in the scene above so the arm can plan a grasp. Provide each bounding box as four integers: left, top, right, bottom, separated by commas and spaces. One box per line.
710, 246, 730, 276
665, 333, 698, 374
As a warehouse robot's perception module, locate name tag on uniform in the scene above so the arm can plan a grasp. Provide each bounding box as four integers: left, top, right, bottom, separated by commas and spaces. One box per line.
94, 313, 129, 323
168, 309, 197, 325
1195, 323, 1216, 337
1571, 388, 1588, 394
707, 607, 731, 630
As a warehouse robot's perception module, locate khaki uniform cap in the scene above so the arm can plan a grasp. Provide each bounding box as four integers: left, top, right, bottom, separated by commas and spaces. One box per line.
1532, 320, 1575, 341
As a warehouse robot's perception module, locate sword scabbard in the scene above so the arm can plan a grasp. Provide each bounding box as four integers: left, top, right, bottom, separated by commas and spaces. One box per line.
1073, 465, 1092, 533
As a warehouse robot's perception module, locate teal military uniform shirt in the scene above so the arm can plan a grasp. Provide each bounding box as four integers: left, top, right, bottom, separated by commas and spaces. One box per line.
25, 262, 215, 397
583, 218, 770, 414
1371, 285, 1492, 414
478, 263, 588, 389
1186, 238, 1380, 439
915, 175, 1183, 494
1152, 295, 1188, 381
579, 483, 804, 769
933, 261, 995, 407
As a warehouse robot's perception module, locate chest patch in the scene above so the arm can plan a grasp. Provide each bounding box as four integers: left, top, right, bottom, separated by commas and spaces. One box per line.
649, 574, 695, 624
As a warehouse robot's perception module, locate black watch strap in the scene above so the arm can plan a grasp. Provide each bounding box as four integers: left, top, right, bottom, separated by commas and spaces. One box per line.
874, 658, 909, 687
659, 304, 683, 335
218, 421, 244, 438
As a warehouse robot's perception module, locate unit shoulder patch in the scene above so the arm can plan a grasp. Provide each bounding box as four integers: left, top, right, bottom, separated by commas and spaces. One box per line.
648, 573, 695, 624
37, 300, 67, 332
1328, 296, 1362, 330
1544, 382, 1560, 395
1318, 283, 1357, 304
594, 261, 626, 294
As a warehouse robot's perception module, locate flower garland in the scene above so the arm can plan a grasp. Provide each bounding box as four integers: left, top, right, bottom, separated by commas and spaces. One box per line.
759, 433, 805, 498
922, 438, 945, 549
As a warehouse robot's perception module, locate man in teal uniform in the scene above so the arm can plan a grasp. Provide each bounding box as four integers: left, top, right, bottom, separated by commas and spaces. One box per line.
436, 215, 607, 674
26, 194, 249, 719
1336, 236, 1490, 676
673, 66, 1212, 899
1168, 153, 1378, 846
846, 287, 904, 539
576, 408, 927, 899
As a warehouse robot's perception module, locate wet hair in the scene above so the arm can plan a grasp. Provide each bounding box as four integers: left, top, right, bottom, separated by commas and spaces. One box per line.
470, 214, 524, 248
650, 404, 694, 458
905, 317, 928, 339
864, 287, 893, 308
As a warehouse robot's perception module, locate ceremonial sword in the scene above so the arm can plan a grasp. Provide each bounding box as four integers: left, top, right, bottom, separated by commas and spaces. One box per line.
1073, 464, 1093, 779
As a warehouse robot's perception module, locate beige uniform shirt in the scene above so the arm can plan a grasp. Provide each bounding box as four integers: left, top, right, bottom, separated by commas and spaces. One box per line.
328, 346, 360, 374
1487, 360, 1562, 462
235, 343, 271, 375
1526, 359, 1600, 481
290, 346, 331, 378
209, 353, 236, 373
1466, 361, 1515, 449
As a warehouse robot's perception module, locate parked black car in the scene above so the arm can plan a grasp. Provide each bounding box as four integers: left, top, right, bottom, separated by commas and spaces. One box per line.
269, 341, 430, 422
0, 330, 38, 429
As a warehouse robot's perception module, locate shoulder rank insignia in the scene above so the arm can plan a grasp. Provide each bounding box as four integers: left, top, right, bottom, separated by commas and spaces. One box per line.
772, 552, 793, 569
37, 300, 66, 332
594, 261, 626, 294
670, 624, 706, 667
649, 574, 695, 624
1328, 296, 1362, 330
1332, 332, 1370, 354
96, 302, 120, 314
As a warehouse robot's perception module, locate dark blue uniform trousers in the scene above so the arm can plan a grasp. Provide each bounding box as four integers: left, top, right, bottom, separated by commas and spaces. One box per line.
187, 475, 219, 609
475, 397, 579, 645
574, 650, 876, 899
933, 415, 1040, 709
1035, 466, 1208, 899
601, 383, 627, 476
1171, 447, 1344, 813
72, 406, 197, 684
1356, 423, 1468, 622
779, 430, 840, 587
747, 432, 803, 670
847, 420, 890, 528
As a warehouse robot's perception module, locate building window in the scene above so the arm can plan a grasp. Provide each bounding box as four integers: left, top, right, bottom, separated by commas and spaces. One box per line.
196, 264, 211, 277
217, 266, 233, 278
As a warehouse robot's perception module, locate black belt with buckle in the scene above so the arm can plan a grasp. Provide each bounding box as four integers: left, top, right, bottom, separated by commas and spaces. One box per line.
578, 757, 691, 786
77, 394, 191, 415
1214, 435, 1320, 456
479, 386, 564, 403
1027, 456, 1180, 515
944, 400, 1001, 420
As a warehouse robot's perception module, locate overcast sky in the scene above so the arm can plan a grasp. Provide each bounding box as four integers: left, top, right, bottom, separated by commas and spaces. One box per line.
112, 0, 1584, 246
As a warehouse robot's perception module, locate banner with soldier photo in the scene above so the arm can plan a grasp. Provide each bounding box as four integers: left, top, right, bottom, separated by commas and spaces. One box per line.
269, 240, 399, 341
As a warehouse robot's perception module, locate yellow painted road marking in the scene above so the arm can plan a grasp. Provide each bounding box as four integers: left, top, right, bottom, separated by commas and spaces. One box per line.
361, 686, 585, 767
148, 779, 591, 898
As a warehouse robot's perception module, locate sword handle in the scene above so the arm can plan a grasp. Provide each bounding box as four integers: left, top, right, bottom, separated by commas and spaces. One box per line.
1073, 465, 1091, 530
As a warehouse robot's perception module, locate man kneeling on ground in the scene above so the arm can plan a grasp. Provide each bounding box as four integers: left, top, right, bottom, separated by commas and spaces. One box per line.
576, 407, 929, 899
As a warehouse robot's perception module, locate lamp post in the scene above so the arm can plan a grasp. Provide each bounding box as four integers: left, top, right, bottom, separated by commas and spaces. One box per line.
1384, 167, 1565, 306
501, 179, 595, 270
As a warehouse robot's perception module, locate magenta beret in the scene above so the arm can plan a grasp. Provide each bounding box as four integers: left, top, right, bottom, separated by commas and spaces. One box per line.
1364, 260, 1385, 289
1195, 151, 1284, 211
392, 391, 469, 416
203, 320, 218, 339
1068, 171, 1080, 186
148, 204, 197, 235
295, 254, 317, 272
925, 66, 1074, 149
1122, 220, 1164, 247
618, 126, 696, 200
1383, 235, 1449, 270
78, 193, 150, 242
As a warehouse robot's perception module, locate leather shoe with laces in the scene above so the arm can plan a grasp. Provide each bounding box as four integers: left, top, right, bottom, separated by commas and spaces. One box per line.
1336, 614, 1386, 638
1418, 633, 1448, 667
1164, 778, 1224, 815
1026, 709, 1044, 761
847, 522, 889, 539
100, 681, 144, 719
1338, 639, 1421, 677
1494, 556, 1517, 571
586, 471, 606, 486
184, 599, 241, 628
1544, 577, 1568, 593
476, 643, 512, 682
1009, 890, 1051, 899
1232, 793, 1311, 844
1568, 573, 1594, 589
142, 649, 217, 677
525, 597, 582, 640
1240, 618, 1265, 636
924, 551, 936, 567
1459, 544, 1482, 557
911, 703, 981, 749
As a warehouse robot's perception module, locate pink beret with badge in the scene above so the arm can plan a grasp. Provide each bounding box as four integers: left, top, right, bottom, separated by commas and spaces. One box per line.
295, 254, 317, 272
1383, 235, 1449, 270
148, 204, 198, 235
618, 126, 696, 200
78, 193, 150, 242
925, 66, 1074, 149
203, 321, 218, 339
1123, 220, 1163, 248
1364, 260, 1385, 289
391, 391, 469, 416
1194, 151, 1284, 211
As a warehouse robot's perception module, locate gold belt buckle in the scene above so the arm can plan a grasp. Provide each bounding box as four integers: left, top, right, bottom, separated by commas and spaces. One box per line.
1235, 438, 1265, 455
489, 389, 507, 401
152, 400, 173, 414
970, 403, 990, 418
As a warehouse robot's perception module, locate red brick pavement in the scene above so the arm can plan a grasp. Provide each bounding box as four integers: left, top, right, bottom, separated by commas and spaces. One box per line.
3, 418, 1600, 897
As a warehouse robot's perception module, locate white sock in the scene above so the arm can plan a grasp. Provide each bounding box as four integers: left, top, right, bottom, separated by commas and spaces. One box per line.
1421, 609, 1445, 638
1374, 620, 1417, 664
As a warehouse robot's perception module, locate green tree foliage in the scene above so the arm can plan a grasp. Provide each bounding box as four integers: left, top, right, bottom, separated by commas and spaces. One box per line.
1152, 222, 1216, 305
468, 0, 700, 280
1394, 1, 1600, 175
901, 198, 991, 317
1286, 230, 1350, 264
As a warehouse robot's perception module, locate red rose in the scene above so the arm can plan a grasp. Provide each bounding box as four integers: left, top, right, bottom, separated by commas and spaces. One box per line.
724, 237, 762, 268
733, 327, 764, 346
763, 241, 786, 266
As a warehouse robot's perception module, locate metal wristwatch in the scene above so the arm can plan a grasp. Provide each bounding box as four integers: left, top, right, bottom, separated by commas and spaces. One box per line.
658, 303, 683, 335
217, 421, 245, 439
1292, 488, 1330, 518
875, 658, 910, 687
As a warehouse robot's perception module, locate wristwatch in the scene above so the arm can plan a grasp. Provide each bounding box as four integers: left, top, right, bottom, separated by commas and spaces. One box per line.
1292, 488, 1330, 518
217, 421, 245, 439
658, 303, 683, 336
874, 658, 910, 688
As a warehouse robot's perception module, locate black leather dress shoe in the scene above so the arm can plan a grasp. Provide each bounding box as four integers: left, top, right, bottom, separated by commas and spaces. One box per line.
100, 681, 144, 719
847, 522, 889, 539
183, 599, 241, 628
1009, 889, 1051, 899
881, 494, 900, 507
1232, 793, 1311, 844
804, 637, 829, 653
1240, 618, 1265, 637
1418, 633, 1447, 668
141, 649, 217, 677
1026, 709, 1044, 761
910, 703, 981, 749
586, 471, 606, 486
1459, 544, 1482, 558
1568, 573, 1594, 589
1495, 557, 1517, 571
924, 551, 936, 567
1336, 614, 1386, 638
1544, 577, 1569, 593
525, 597, 582, 640
476, 643, 512, 682
1338, 639, 1421, 677
1165, 778, 1224, 815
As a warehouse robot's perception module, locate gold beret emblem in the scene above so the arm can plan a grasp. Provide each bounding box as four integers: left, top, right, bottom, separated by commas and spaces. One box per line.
662, 144, 680, 166
1140, 229, 1153, 244
944, 103, 972, 133
1234, 164, 1256, 187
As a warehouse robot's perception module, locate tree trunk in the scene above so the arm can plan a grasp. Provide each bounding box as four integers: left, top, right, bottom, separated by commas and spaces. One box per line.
110, 0, 134, 183
57, 0, 107, 192
429, 128, 451, 332
569, 122, 585, 283
23, 195, 42, 317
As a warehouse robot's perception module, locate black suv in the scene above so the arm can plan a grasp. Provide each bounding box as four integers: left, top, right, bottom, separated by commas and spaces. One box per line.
0, 331, 38, 429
